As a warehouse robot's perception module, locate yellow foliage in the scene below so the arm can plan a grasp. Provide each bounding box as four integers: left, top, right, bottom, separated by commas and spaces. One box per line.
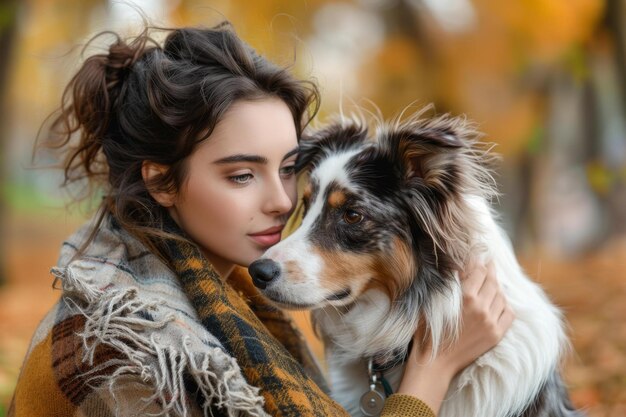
487, 0, 605, 62
587, 161, 617, 195
5, 0, 611, 159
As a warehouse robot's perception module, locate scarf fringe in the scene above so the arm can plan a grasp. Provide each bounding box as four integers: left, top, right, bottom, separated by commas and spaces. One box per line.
51, 264, 269, 417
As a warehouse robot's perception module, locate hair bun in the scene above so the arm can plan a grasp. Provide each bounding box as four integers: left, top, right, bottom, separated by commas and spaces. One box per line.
105, 40, 139, 86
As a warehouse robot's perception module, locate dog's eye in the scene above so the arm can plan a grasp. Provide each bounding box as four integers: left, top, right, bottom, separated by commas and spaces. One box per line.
343, 209, 363, 224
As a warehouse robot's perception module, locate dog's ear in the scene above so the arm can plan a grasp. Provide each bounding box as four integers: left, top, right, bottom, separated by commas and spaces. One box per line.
386, 116, 490, 198
296, 120, 370, 173
388, 116, 495, 273
295, 132, 326, 173
405, 125, 466, 150
395, 128, 465, 194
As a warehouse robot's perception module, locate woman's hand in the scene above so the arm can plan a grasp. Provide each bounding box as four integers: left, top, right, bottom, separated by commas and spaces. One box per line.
440, 259, 515, 374
396, 259, 515, 414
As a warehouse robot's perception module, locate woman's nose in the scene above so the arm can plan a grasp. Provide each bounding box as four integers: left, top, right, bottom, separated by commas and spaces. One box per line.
263, 176, 294, 215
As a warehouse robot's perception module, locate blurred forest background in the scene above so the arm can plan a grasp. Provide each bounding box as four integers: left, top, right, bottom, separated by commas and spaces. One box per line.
0, 0, 625, 416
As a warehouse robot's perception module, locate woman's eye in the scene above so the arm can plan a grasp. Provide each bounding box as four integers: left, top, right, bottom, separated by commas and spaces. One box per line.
343, 209, 364, 224
228, 173, 253, 184
280, 165, 296, 177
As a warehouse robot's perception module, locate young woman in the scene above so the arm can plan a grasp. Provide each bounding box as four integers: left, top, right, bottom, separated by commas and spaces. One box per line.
9, 23, 514, 417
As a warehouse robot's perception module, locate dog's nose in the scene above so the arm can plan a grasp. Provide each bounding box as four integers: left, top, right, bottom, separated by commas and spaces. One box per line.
248, 259, 281, 289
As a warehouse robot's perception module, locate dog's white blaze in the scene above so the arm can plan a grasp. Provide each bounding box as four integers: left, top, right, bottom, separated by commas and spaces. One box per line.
315, 149, 360, 191
262, 150, 362, 303
290, 150, 360, 243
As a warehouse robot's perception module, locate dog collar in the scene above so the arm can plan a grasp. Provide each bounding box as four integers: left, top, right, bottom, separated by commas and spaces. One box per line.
360, 357, 389, 416
360, 340, 413, 415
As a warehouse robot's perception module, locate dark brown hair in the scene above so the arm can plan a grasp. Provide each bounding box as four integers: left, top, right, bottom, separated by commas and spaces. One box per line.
41, 22, 320, 258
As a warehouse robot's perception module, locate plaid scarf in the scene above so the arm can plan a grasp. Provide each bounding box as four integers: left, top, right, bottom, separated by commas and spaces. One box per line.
158, 214, 346, 416
8, 212, 348, 417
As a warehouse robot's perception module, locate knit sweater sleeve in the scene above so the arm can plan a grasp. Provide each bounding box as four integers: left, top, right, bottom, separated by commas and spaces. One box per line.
380, 394, 437, 417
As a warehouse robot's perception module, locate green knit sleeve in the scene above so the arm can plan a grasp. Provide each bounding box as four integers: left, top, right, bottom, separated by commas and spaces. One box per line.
380, 394, 436, 417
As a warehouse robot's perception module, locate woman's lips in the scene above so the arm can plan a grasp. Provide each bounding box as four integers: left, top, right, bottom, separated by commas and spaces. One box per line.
248, 225, 284, 247
248, 232, 282, 247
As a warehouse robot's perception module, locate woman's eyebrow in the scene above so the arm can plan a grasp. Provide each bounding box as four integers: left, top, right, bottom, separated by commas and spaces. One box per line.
213, 146, 299, 165
213, 154, 267, 164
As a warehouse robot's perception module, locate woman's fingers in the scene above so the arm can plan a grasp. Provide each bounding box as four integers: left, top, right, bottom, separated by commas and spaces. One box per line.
425, 257, 514, 377
459, 256, 479, 279
498, 304, 516, 330
481, 261, 515, 333
461, 259, 502, 319
460, 260, 487, 298
460, 258, 514, 343
477, 261, 499, 307
489, 290, 506, 316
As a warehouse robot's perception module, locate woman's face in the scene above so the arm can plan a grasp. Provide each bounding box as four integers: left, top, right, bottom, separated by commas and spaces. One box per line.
168, 98, 299, 276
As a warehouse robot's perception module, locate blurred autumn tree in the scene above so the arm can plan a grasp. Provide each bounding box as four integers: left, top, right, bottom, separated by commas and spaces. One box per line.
354, 0, 621, 255
0, 0, 18, 286
194, 0, 622, 256
2, 0, 623, 258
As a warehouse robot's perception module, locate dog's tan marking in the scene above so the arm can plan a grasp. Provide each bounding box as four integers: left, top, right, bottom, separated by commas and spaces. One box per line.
302, 183, 313, 201
310, 238, 415, 300
328, 190, 346, 208
312, 248, 375, 294
367, 238, 416, 299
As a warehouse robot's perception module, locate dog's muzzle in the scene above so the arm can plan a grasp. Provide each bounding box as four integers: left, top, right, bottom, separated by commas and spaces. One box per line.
248, 259, 281, 289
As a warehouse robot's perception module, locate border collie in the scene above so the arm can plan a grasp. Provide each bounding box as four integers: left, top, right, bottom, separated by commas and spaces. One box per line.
249, 110, 582, 417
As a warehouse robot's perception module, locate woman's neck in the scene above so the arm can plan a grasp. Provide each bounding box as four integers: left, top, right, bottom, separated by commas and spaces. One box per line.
201, 249, 236, 279
167, 207, 235, 278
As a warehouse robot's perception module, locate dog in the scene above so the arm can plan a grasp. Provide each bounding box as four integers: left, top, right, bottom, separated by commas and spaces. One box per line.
249, 109, 582, 417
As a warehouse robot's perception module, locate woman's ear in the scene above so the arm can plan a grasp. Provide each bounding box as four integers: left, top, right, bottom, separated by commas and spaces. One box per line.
141, 161, 176, 207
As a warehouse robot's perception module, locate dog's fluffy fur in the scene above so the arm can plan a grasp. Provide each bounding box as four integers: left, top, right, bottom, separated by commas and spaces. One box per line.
250, 109, 582, 417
